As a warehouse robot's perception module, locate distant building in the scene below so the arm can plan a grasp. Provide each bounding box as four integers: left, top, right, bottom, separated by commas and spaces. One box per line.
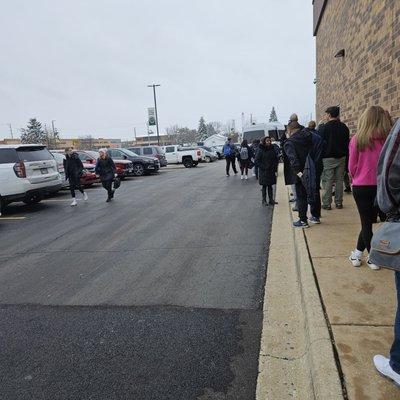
314, 0, 400, 132
0, 138, 22, 145
131, 134, 170, 146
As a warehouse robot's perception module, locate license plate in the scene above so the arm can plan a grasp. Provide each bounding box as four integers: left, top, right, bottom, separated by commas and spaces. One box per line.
40, 168, 48, 174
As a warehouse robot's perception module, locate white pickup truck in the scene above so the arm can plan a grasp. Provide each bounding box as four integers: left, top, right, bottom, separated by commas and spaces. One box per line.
162, 145, 206, 168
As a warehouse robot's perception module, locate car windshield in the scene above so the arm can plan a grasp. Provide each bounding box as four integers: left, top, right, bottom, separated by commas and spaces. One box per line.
17, 147, 53, 161
120, 149, 138, 158
202, 146, 212, 152
86, 151, 98, 159
243, 130, 265, 142
51, 152, 65, 162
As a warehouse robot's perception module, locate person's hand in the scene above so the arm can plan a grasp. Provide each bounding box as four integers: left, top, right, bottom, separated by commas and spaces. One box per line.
297, 172, 303, 178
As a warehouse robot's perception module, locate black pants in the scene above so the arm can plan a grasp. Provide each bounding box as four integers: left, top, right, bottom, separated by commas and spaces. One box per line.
353, 185, 380, 252
69, 176, 84, 198
102, 180, 114, 198
226, 156, 237, 175
295, 181, 308, 222
240, 160, 249, 175
262, 185, 273, 202
310, 173, 322, 219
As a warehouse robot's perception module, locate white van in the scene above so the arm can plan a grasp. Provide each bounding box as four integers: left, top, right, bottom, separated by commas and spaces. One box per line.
242, 122, 286, 143
0, 144, 62, 213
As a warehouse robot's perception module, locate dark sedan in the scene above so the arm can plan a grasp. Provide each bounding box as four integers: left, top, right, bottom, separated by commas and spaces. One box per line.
107, 148, 160, 176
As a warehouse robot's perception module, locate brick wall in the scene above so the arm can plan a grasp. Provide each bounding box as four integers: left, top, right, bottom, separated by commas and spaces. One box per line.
315, 0, 400, 133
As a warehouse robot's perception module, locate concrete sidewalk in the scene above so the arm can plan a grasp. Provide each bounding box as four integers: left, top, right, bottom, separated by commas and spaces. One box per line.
257, 169, 399, 399
303, 189, 398, 399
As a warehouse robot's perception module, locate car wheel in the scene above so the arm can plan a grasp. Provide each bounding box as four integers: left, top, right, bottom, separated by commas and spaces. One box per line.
183, 158, 193, 168
205, 156, 211, 163
133, 164, 145, 176
23, 193, 42, 205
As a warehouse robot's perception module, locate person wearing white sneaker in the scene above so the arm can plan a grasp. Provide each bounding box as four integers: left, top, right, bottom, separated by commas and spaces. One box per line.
374, 355, 400, 386
349, 250, 362, 267
64, 147, 87, 207
238, 139, 252, 181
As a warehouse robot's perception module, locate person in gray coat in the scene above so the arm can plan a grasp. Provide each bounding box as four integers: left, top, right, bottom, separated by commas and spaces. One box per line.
255, 136, 279, 206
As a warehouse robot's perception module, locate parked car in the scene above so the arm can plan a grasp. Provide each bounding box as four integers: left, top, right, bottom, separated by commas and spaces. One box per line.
128, 146, 167, 167
199, 146, 218, 163
107, 148, 160, 176
0, 144, 63, 213
50, 151, 100, 187
73, 150, 133, 179
211, 145, 224, 159
161, 145, 205, 167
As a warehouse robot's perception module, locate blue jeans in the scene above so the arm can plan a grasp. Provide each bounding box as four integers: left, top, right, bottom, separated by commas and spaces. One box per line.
390, 271, 400, 373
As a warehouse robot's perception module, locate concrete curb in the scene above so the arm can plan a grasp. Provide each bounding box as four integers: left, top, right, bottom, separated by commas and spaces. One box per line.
256, 168, 343, 399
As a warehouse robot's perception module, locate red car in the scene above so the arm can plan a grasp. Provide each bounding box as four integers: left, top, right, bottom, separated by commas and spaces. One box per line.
75, 150, 133, 179
51, 151, 99, 187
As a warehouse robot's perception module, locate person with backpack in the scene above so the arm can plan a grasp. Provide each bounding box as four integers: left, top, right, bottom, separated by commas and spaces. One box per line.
238, 139, 252, 180
95, 149, 117, 202
255, 136, 279, 206
348, 106, 392, 269
223, 138, 237, 176
371, 117, 400, 386
64, 147, 88, 207
283, 122, 313, 228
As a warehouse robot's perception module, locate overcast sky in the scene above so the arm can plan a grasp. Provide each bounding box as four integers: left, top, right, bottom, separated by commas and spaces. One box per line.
0, 0, 315, 140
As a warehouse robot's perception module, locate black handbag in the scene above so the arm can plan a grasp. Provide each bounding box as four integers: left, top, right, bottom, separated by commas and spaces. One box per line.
113, 177, 121, 190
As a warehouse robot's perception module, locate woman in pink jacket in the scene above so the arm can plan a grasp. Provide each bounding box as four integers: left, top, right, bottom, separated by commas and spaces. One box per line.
348, 106, 392, 269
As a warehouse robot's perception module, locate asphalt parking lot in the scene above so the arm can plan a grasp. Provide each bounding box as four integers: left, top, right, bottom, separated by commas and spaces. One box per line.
0, 162, 272, 400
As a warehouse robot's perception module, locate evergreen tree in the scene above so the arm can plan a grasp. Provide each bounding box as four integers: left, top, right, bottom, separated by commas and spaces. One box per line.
269, 107, 278, 122
197, 116, 208, 140
20, 118, 46, 144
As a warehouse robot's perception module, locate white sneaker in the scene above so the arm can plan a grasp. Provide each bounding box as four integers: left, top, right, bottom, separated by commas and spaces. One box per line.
349, 251, 362, 267
373, 355, 400, 386
245, 175, 248, 180
367, 257, 381, 270
241, 175, 244, 180
83, 192, 88, 201
70, 199, 77, 207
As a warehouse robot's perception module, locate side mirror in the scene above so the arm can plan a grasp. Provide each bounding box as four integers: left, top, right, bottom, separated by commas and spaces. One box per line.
123, 155, 127, 160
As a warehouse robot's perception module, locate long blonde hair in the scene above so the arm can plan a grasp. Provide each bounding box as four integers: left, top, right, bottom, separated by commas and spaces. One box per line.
356, 106, 392, 151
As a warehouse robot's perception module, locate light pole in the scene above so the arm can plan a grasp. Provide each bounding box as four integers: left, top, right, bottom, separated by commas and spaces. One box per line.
147, 84, 161, 145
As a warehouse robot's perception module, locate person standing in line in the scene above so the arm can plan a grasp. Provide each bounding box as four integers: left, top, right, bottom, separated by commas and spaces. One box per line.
255, 136, 279, 206
318, 106, 350, 210
251, 139, 260, 179
373, 118, 400, 386
284, 122, 313, 228
95, 149, 117, 202
64, 147, 88, 207
223, 138, 238, 177
238, 139, 252, 180
281, 124, 298, 210
348, 106, 392, 269
307, 121, 325, 224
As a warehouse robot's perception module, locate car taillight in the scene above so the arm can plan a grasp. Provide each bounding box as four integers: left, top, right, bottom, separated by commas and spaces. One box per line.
197, 150, 201, 156
13, 161, 26, 178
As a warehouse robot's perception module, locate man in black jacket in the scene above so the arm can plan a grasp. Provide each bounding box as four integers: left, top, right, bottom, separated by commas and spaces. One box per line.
283, 122, 313, 227
318, 106, 350, 210
64, 148, 88, 206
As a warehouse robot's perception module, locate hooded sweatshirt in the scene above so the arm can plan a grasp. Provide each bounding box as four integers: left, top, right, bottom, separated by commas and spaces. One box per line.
283, 129, 313, 175
348, 135, 385, 186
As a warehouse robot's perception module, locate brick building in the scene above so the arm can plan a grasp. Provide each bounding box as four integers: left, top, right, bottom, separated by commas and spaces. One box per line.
314, 0, 400, 132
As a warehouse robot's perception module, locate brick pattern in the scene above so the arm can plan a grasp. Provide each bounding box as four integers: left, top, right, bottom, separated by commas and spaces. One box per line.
315, 0, 400, 132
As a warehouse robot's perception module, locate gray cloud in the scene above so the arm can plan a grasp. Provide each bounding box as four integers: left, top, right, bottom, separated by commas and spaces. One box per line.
0, 0, 315, 139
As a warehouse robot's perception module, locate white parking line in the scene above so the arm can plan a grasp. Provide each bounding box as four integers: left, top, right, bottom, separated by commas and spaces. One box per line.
0, 216, 26, 220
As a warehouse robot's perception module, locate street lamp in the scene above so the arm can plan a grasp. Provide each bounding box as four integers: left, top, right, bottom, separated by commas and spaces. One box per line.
147, 84, 161, 145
